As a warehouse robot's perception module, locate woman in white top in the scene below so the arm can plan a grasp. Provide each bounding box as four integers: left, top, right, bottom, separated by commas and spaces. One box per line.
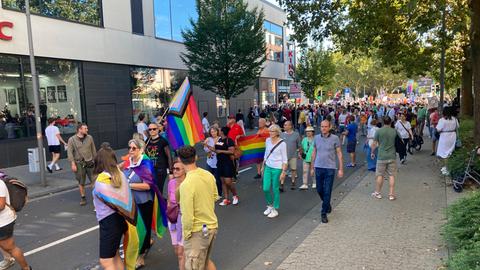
0, 179, 32, 270
203, 127, 223, 198
436, 107, 459, 173
395, 113, 413, 164
261, 125, 288, 218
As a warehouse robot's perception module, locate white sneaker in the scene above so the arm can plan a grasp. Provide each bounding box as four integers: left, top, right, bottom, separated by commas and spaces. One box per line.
312, 183, 316, 189
299, 184, 308, 190
263, 206, 273, 216
232, 196, 239, 205
0, 257, 15, 270
267, 209, 279, 218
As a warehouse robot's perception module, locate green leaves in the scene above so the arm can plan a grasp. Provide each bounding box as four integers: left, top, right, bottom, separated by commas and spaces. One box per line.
181, 0, 266, 100
296, 47, 335, 99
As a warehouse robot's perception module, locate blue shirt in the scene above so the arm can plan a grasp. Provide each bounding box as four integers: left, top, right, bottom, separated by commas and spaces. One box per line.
124, 168, 153, 204
347, 123, 358, 142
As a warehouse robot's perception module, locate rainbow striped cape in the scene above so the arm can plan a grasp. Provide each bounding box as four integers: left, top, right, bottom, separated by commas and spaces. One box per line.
238, 134, 268, 167
166, 77, 205, 150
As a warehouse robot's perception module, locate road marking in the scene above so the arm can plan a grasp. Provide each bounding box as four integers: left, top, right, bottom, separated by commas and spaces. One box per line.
24, 225, 99, 257
238, 167, 252, 174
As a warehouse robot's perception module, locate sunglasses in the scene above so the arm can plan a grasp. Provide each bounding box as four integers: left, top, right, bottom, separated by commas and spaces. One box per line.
148, 128, 158, 131
129, 146, 138, 151
173, 167, 182, 171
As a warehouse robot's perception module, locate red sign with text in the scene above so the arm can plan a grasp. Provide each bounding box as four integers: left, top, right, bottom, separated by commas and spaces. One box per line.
0, 21, 13, 41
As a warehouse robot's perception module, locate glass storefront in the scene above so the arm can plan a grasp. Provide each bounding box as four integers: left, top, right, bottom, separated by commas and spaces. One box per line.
259, 78, 276, 107
0, 54, 83, 140
130, 67, 187, 123
2, 0, 103, 26
153, 0, 197, 42
264, 21, 284, 62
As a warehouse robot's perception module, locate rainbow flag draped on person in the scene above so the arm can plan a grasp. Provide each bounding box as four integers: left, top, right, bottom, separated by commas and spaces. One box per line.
166, 77, 205, 150
238, 134, 268, 167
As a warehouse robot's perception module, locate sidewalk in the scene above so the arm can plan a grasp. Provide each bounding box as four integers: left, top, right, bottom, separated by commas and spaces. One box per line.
275, 141, 458, 270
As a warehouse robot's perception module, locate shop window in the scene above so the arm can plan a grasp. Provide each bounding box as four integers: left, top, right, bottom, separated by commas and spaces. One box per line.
154, 0, 197, 41
130, 67, 187, 123
259, 78, 276, 107
216, 96, 227, 118
0, 55, 83, 140
264, 20, 284, 62
2, 0, 103, 26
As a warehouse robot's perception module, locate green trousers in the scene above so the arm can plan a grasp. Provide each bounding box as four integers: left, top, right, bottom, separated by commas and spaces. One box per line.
263, 165, 281, 209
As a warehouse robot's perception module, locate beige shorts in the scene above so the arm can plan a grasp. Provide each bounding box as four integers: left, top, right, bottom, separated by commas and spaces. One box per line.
288, 158, 297, 171
184, 229, 217, 270
375, 160, 397, 178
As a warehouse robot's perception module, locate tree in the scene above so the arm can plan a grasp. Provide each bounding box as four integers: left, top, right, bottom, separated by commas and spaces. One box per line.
470, 0, 480, 143
296, 47, 335, 100
181, 0, 266, 116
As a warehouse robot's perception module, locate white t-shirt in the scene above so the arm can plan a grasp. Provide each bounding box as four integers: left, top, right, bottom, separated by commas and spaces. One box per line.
0, 180, 16, 227
45, 125, 60, 146
137, 122, 148, 141
202, 117, 210, 133
338, 113, 348, 126
204, 137, 218, 168
395, 121, 411, 139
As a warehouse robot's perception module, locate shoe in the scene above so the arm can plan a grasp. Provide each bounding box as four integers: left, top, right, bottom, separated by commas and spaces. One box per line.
55, 168, 63, 171
290, 182, 296, 190
80, 197, 87, 206
232, 196, 239, 205
327, 205, 332, 214
299, 184, 308, 190
346, 163, 356, 167
430, 152, 436, 156
279, 184, 284, 193
263, 206, 273, 216
254, 174, 262, 179
312, 183, 316, 189
267, 209, 279, 218
401, 158, 406, 164
371, 192, 382, 199
46, 166, 53, 173
219, 199, 231, 206
388, 194, 396, 201
0, 257, 15, 270
321, 214, 328, 223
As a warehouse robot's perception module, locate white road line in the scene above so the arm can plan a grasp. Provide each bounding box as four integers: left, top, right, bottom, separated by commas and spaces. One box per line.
24, 225, 99, 257
238, 167, 252, 174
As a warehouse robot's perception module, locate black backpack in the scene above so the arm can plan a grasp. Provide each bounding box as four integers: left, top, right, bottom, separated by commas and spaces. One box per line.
1, 173, 28, 212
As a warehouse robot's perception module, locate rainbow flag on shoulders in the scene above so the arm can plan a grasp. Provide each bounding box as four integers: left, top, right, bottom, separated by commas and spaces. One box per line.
238, 134, 268, 167
166, 77, 205, 150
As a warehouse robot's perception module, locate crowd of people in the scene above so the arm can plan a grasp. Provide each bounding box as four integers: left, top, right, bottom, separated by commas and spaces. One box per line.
0, 97, 462, 270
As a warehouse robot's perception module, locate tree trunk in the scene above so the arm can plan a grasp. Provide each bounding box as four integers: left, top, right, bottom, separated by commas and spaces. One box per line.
471, 0, 480, 144
461, 45, 474, 117
225, 98, 231, 118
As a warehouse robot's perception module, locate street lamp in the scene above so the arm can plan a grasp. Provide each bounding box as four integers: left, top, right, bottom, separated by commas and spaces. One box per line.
25, 0, 47, 186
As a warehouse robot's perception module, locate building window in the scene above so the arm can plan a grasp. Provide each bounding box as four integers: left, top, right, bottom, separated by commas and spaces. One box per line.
264, 21, 284, 62
153, 0, 197, 42
130, 67, 187, 123
131, 0, 144, 35
0, 54, 83, 140
1, 0, 103, 26
259, 78, 276, 107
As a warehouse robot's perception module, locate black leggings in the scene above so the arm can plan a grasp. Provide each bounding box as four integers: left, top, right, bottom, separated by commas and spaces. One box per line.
138, 200, 153, 254
398, 138, 409, 160
155, 168, 168, 195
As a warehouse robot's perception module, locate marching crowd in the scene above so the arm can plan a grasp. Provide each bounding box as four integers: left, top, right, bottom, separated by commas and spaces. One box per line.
0, 99, 462, 270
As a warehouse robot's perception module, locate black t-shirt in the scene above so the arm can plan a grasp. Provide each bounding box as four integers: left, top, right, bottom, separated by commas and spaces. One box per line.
145, 136, 169, 169
215, 137, 235, 164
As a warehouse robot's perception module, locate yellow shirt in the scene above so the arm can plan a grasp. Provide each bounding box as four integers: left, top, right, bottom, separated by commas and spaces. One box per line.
179, 167, 219, 240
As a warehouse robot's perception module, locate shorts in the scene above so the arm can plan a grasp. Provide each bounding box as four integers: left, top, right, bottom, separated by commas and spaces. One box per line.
74, 162, 94, 186
375, 160, 398, 178
347, 140, 357, 153
0, 221, 15, 241
217, 160, 235, 178
339, 126, 345, 133
99, 212, 127, 259
184, 229, 217, 270
168, 220, 184, 246
430, 127, 438, 142
48, 145, 61, 154
288, 158, 297, 171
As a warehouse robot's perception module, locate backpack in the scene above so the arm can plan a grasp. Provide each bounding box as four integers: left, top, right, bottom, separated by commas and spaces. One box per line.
0, 173, 28, 212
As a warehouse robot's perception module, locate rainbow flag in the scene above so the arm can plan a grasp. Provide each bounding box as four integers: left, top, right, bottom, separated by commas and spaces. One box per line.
238, 134, 268, 167
166, 77, 205, 150
124, 213, 146, 270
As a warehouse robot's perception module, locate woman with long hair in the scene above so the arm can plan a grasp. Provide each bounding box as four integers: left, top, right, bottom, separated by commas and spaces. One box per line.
167, 160, 186, 270
203, 126, 222, 198
436, 107, 459, 175
215, 126, 239, 206
262, 124, 287, 218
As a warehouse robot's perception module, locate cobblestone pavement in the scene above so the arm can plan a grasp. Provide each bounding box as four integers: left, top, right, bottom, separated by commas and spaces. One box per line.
276, 146, 450, 270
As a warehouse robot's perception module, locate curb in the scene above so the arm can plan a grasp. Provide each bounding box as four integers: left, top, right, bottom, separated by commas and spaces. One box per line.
29, 183, 79, 199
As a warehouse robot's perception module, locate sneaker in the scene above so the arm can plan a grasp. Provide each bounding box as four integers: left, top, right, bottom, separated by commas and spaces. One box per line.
401, 158, 406, 164
46, 166, 53, 173
263, 206, 273, 216
219, 199, 231, 206
254, 174, 262, 179
232, 196, 239, 205
371, 192, 382, 199
0, 257, 15, 270
299, 184, 308, 190
80, 197, 87, 206
346, 163, 356, 167
55, 168, 63, 171
267, 209, 278, 218
312, 183, 316, 189
321, 214, 328, 223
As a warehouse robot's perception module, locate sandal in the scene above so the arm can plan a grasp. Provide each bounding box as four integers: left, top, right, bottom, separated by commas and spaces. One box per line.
371, 192, 382, 199
389, 194, 396, 201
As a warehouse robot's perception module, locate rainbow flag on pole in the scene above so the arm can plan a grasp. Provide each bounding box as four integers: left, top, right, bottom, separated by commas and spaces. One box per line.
166, 77, 205, 150
238, 134, 268, 167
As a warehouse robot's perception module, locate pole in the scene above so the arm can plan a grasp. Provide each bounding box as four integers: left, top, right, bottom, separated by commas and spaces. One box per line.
25, 0, 47, 186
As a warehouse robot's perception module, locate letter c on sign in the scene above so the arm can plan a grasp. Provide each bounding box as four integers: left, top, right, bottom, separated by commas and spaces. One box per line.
0, 21, 13, 41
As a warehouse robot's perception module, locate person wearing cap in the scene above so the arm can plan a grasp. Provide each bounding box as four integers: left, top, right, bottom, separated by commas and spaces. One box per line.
299, 126, 315, 190
226, 115, 244, 179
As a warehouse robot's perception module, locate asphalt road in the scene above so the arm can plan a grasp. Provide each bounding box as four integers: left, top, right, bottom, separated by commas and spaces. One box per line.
8, 135, 367, 270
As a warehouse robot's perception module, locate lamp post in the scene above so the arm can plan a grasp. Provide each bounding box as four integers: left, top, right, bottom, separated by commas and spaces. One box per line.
25, 0, 47, 186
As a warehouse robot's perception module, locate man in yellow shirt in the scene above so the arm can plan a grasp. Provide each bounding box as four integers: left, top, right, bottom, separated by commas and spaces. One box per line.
178, 146, 219, 270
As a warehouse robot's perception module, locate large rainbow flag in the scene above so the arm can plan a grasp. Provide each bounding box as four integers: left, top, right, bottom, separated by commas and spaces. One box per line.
166, 77, 205, 150
238, 134, 268, 167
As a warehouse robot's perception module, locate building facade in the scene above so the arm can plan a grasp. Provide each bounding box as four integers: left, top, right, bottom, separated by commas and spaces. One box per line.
0, 0, 292, 167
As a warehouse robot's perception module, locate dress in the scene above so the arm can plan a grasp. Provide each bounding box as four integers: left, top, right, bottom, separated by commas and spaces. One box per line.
436, 117, 459, 159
